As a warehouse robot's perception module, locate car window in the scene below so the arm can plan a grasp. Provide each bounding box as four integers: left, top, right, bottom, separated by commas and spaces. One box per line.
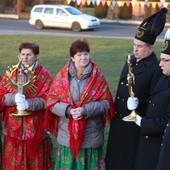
56, 9, 67, 16
33, 7, 43, 13
65, 7, 82, 15
44, 8, 54, 14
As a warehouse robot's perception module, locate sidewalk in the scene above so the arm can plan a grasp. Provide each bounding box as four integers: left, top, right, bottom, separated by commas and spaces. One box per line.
100, 19, 170, 27
100, 19, 141, 25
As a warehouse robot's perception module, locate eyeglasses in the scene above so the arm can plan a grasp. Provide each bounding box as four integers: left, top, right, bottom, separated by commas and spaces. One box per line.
160, 58, 170, 62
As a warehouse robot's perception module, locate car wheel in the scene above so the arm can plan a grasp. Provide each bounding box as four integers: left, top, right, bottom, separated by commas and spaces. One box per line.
35, 20, 44, 29
72, 22, 81, 32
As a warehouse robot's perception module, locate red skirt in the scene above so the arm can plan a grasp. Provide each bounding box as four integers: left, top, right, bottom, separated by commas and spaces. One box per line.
2, 137, 54, 170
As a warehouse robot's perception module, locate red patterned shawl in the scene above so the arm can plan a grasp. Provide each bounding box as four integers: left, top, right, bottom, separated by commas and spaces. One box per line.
0, 65, 53, 156
45, 61, 115, 158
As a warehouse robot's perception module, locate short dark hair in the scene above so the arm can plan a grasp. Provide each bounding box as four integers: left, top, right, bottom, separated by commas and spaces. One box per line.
70, 39, 90, 57
19, 42, 39, 55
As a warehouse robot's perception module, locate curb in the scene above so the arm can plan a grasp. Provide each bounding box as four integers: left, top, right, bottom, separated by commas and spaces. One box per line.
0, 14, 19, 19
100, 19, 141, 25
100, 19, 170, 27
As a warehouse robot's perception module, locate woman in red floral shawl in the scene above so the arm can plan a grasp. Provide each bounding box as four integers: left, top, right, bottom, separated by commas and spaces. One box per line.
45, 39, 115, 170
0, 42, 53, 170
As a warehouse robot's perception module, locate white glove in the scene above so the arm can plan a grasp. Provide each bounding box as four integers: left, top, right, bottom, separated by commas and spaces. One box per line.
15, 93, 26, 104
135, 114, 142, 126
127, 97, 139, 110
17, 100, 28, 110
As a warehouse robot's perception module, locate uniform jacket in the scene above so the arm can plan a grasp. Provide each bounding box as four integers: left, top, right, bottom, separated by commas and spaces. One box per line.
156, 118, 170, 170
134, 76, 170, 170
105, 52, 160, 170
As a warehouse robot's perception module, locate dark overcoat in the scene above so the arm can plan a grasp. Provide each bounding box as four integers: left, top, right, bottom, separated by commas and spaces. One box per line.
105, 52, 160, 170
134, 76, 170, 170
156, 118, 170, 170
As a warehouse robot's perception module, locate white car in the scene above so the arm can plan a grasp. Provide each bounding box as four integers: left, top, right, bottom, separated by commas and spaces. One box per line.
29, 4, 100, 31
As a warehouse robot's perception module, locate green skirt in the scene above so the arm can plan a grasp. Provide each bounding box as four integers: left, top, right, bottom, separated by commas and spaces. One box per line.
54, 145, 105, 170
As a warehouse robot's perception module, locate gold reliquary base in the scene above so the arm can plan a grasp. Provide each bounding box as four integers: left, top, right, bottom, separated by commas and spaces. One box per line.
11, 110, 32, 116
122, 110, 137, 122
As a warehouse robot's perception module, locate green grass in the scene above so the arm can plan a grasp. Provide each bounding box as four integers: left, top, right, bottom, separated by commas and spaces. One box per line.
0, 35, 163, 157
0, 35, 162, 96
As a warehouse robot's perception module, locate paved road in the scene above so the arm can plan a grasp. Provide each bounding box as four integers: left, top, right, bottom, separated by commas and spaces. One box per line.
0, 19, 167, 41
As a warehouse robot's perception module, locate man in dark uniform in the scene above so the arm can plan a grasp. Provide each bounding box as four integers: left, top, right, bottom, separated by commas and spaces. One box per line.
155, 28, 170, 170
105, 8, 167, 170
132, 25, 170, 170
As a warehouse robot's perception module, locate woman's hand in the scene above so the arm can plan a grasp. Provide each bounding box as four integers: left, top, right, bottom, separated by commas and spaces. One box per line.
70, 107, 84, 120
15, 93, 28, 110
